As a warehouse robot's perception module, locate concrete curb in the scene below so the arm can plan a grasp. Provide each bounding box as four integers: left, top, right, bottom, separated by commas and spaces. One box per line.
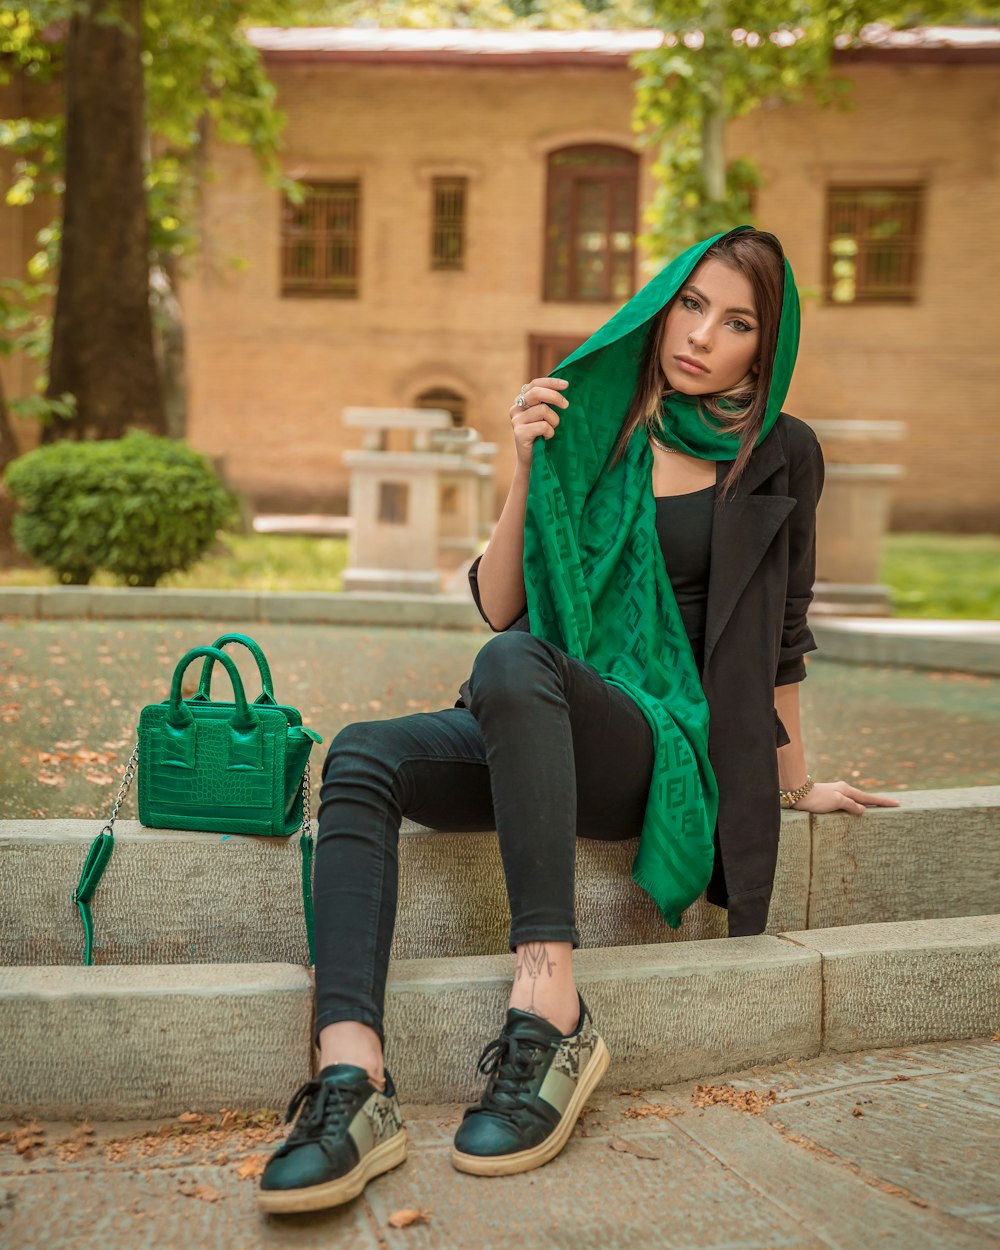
0, 585, 486, 631
1, 585, 998, 673
1, 915, 996, 1117
4, 787, 997, 966
812, 618, 1000, 676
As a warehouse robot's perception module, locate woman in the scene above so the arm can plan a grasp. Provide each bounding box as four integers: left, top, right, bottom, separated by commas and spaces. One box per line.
257, 225, 899, 1215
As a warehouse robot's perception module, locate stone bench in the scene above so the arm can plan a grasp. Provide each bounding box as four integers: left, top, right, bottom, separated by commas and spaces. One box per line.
2, 787, 997, 966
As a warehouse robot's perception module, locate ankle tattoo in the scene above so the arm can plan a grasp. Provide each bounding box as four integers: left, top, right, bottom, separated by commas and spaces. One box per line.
514, 942, 558, 1019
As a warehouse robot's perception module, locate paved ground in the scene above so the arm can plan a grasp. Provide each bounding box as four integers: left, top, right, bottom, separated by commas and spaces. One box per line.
2, 1035, 998, 1249
1, 618, 998, 820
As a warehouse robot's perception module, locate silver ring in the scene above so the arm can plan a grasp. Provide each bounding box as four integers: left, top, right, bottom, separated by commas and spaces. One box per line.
515, 395, 526, 408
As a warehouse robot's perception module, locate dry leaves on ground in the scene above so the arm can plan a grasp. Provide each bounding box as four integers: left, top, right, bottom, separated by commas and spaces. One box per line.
691, 1084, 777, 1115
388, 1208, 433, 1228
608, 1136, 661, 1160
622, 1103, 684, 1121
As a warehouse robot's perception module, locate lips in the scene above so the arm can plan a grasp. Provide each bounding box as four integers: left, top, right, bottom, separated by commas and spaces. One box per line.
674, 355, 709, 374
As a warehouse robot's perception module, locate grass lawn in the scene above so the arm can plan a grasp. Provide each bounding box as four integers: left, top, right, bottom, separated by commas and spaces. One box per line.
880, 533, 1000, 619
1, 530, 998, 619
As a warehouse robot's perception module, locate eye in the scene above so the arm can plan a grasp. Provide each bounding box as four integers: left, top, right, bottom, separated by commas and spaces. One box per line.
729, 318, 754, 333
680, 295, 700, 311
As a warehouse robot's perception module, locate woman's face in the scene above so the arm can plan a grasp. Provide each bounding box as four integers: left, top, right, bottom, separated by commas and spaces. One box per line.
658, 257, 761, 396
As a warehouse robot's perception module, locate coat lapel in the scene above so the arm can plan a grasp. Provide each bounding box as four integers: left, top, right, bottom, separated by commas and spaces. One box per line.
702, 426, 795, 675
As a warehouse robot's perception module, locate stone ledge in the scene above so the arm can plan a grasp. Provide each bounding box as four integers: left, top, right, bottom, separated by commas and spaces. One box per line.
0, 585, 486, 630
0, 810, 805, 964
5, 786, 998, 967
0, 962, 312, 1119
812, 618, 1000, 676
780, 914, 1000, 1051
2, 914, 996, 1117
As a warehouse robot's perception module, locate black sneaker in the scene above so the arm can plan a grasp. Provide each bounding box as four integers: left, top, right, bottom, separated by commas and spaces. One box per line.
451, 993, 610, 1176
257, 1063, 406, 1213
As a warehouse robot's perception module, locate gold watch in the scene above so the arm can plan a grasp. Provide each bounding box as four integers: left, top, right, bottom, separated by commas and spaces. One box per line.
779, 773, 815, 809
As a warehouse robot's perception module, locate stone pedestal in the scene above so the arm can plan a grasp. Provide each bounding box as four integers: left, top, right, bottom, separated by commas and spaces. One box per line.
809, 421, 905, 617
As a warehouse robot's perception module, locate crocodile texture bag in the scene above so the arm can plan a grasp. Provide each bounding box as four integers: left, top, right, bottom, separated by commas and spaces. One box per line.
71, 633, 322, 966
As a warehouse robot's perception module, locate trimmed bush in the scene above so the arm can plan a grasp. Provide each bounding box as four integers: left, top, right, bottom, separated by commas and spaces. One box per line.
4, 432, 238, 586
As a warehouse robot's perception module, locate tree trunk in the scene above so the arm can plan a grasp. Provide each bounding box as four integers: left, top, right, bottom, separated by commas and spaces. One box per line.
0, 367, 28, 565
44, 0, 164, 442
150, 253, 188, 440
701, 0, 727, 203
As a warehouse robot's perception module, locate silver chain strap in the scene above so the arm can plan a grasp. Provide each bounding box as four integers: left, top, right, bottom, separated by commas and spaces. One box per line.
302, 761, 312, 835
102, 740, 139, 836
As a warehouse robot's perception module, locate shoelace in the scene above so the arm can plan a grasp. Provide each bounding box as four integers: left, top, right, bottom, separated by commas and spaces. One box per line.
283, 1077, 355, 1142
475, 1030, 551, 1115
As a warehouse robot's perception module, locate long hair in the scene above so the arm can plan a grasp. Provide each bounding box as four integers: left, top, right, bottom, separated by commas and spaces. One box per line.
608, 228, 787, 503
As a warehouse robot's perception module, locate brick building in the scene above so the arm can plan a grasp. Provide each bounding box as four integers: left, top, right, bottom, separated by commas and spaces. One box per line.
2, 25, 999, 529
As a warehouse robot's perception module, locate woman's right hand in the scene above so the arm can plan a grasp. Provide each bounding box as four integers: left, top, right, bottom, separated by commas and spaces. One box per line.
509, 377, 570, 472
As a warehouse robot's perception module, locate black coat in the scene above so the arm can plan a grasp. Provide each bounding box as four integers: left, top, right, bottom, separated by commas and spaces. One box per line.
455, 411, 825, 937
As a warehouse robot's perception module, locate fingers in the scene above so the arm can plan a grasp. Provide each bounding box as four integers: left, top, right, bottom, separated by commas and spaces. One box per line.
836, 781, 903, 809
511, 378, 569, 418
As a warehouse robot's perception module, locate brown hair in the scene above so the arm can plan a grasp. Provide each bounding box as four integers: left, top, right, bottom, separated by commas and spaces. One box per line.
609, 228, 787, 502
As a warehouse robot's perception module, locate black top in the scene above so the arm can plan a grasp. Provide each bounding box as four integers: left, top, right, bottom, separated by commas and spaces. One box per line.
653, 483, 714, 675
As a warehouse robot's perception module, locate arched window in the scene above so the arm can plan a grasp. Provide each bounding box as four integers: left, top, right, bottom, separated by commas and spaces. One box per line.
415, 387, 466, 429
544, 145, 638, 303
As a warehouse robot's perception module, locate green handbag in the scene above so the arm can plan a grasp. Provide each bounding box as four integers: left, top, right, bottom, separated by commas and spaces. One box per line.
71, 633, 323, 967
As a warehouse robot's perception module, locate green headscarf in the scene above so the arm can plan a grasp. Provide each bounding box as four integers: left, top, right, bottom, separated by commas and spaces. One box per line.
522, 224, 800, 926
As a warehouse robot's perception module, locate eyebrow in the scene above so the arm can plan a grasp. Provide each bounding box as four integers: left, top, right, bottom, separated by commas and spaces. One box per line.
682, 283, 757, 318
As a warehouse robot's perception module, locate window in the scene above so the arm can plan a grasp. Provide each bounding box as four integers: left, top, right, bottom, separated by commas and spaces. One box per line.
416, 387, 466, 429
281, 181, 360, 297
431, 177, 467, 270
527, 334, 589, 381
544, 145, 638, 303
825, 186, 923, 304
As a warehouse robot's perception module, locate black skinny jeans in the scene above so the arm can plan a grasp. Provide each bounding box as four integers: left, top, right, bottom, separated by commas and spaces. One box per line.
311, 630, 656, 1049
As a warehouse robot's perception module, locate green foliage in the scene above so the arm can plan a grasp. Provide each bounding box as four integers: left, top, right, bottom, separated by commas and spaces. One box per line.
630, 1, 991, 260
4, 431, 238, 586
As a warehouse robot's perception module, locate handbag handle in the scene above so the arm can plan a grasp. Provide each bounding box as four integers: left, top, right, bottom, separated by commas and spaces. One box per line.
168, 646, 258, 734
192, 633, 277, 706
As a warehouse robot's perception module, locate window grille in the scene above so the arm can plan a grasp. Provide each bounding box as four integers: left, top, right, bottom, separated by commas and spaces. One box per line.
825, 186, 923, 304
431, 177, 467, 270
281, 181, 360, 298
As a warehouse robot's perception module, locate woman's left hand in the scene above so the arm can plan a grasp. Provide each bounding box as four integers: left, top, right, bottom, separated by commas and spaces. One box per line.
792, 780, 902, 815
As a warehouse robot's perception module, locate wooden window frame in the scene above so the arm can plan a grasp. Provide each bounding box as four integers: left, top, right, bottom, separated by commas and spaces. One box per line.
430, 176, 467, 271
281, 180, 361, 299
823, 184, 924, 305
543, 145, 638, 305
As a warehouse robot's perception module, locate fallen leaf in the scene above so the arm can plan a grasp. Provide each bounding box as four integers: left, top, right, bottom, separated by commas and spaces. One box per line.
178, 1181, 224, 1203
236, 1156, 266, 1179
388, 1208, 432, 1228
14, 1121, 47, 1157
608, 1136, 660, 1160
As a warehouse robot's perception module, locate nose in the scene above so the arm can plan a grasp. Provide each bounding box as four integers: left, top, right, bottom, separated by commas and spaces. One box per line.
687, 322, 711, 350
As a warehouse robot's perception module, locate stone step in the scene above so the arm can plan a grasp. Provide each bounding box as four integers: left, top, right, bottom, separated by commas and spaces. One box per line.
1, 915, 996, 1119
2, 787, 997, 966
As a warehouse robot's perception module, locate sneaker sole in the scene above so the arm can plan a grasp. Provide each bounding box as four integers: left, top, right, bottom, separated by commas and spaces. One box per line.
256, 1127, 408, 1214
450, 1033, 611, 1177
